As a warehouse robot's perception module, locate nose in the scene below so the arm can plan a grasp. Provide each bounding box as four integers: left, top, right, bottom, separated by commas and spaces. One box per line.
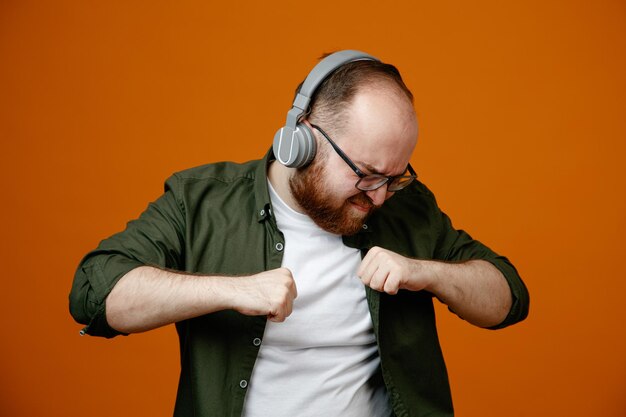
365, 184, 389, 207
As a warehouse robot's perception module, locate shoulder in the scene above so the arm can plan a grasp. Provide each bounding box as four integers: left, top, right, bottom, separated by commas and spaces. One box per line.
162, 158, 265, 207
170, 158, 261, 185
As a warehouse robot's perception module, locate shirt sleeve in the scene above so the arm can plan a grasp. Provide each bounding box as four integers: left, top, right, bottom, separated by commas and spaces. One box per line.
434, 209, 530, 330
69, 174, 186, 338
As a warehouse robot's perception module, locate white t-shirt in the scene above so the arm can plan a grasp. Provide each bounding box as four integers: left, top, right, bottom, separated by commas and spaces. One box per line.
241, 181, 391, 417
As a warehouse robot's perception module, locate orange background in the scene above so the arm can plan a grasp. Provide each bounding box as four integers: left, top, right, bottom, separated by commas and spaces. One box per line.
1, 1, 624, 416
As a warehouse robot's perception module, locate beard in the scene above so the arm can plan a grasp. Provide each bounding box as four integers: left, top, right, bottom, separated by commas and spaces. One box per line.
289, 157, 377, 236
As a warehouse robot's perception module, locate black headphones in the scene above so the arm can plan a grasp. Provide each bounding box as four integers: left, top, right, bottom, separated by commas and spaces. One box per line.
272, 50, 379, 168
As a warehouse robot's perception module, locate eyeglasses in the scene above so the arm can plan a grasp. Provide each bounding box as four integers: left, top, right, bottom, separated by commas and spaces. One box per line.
310, 124, 417, 192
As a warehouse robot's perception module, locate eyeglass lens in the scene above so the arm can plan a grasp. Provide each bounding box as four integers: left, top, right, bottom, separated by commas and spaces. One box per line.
357, 173, 414, 192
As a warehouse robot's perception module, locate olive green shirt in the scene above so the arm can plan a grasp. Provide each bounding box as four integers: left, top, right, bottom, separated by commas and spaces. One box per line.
69, 150, 529, 417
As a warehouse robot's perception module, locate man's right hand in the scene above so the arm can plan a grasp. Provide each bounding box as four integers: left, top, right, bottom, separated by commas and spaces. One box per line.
230, 268, 298, 322
106, 266, 298, 334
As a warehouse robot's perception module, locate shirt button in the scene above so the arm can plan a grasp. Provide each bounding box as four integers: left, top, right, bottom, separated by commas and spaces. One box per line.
259, 209, 265, 216
239, 379, 248, 389
253, 338, 262, 346
275, 242, 284, 251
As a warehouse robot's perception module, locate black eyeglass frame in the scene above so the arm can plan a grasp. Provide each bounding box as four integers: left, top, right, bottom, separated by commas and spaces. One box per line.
310, 124, 417, 192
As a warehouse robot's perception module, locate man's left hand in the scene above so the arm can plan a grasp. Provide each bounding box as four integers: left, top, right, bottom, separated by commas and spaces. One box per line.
357, 246, 514, 327
357, 246, 433, 295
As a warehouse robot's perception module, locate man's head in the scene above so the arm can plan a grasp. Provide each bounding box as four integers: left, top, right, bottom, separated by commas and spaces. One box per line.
289, 57, 418, 235
304, 58, 414, 137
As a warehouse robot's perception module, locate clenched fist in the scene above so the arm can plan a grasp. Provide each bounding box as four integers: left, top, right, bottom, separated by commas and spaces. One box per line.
357, 246, 434, 295
231, 268, 298, 322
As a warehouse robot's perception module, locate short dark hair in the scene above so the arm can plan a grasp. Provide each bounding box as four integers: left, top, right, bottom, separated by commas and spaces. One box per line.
299, 55, 414, 135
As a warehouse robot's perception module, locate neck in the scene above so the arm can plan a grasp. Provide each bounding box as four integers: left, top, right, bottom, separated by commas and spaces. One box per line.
268, 161, 305, 213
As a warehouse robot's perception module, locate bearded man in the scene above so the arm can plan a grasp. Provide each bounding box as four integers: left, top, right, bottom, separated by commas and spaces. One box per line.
70, 50, 529, 417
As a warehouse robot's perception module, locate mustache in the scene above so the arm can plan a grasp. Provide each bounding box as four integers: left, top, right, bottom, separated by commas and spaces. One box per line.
348, 193, 380, 210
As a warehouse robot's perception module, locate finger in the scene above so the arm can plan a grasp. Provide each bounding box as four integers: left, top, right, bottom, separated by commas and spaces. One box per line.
357, 256, 370, 278
268, 303, 287, 322
383, 273, 400, 295
359, 261, 377, 286
282, 268, 298, 299
266, 306, 279, 322
284, 290, 294, 318
290, 279, 298, 300
268, 314, 284, 323
364, 250, 392, 288
357, 246, 381, 277
359, 251, 384, 285
369, 264, 390, 292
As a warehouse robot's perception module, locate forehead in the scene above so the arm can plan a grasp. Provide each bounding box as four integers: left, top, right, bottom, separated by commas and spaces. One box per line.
338, 86, 418, 174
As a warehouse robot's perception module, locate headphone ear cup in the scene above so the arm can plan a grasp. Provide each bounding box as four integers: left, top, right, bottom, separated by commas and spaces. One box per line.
296, 123, 316, 167
273, 123, 317, 168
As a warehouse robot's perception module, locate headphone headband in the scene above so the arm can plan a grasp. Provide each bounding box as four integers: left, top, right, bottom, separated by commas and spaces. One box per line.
274, 50, 380, 168
285, 50, 379, 129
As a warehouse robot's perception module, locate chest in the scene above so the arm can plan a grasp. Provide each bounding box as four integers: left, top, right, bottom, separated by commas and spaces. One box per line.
264, 230, 374, 347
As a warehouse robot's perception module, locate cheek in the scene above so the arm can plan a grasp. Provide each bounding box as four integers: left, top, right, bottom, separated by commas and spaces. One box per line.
333, 179, 361, 202
320, 162, 360, 200
324, 182, 355, 204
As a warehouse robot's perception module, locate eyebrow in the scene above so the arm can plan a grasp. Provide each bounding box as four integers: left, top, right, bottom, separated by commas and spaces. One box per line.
357, 161, 384, 176
355, 160, 405, 177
